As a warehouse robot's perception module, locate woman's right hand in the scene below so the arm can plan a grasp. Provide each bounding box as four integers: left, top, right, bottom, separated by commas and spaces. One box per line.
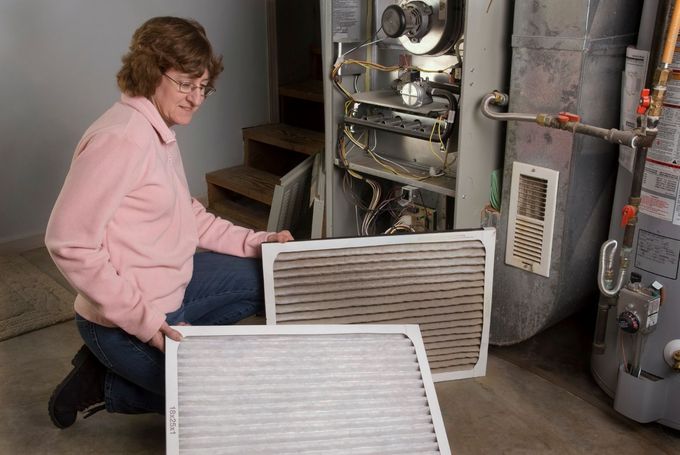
148, 321, 183, 353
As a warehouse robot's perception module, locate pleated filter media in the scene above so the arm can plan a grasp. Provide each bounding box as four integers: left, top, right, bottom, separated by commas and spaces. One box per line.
263, 229, 495, 381
166, 325, 450, 454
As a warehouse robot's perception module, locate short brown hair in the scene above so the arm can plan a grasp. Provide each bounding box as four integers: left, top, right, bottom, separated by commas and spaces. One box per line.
116, 17, 224, 98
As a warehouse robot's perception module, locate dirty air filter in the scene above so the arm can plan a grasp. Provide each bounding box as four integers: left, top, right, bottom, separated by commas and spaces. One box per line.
165, 325, 451, 454
262, 229, 495, 381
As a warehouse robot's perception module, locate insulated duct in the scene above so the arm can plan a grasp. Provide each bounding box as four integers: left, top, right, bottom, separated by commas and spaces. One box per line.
491, 0, 642, 344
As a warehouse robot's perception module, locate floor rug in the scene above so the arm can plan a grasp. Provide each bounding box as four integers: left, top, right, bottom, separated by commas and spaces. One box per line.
0, 254, 74, 341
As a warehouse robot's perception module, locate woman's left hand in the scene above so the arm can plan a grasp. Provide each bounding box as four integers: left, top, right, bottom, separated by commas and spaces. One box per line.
267, 230, 294, 243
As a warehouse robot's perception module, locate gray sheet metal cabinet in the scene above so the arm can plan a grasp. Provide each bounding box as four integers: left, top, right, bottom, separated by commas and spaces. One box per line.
320, 0, 512, 236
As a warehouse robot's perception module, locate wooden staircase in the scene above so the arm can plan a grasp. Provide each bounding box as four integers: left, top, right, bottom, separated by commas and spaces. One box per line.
206, 81, 324, 232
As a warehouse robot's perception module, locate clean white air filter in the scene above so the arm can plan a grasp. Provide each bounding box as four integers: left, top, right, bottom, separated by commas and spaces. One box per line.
262, 229, 495, 381
166, 325, 450, 455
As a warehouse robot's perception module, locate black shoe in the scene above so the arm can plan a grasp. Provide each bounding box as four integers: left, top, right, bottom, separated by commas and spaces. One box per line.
48, 345, 106, 429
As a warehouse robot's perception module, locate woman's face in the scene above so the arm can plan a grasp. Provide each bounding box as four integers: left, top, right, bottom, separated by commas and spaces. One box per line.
151, 69, 210, 127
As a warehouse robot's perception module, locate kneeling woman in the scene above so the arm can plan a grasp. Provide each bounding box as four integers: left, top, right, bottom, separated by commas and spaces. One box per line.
45, 16, 292, 428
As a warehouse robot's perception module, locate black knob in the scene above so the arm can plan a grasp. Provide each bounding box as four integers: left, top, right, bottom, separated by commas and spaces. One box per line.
630, 272, 642, 283
617, 311, 640, 334
381, 5, 407, 38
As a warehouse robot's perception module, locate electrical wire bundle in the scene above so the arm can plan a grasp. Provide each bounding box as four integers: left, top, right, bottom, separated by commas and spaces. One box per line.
333, 30, 460, 235
333, 56, 459, 179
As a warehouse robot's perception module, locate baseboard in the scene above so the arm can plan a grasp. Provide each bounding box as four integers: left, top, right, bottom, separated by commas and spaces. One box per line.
0, 232, 46, 255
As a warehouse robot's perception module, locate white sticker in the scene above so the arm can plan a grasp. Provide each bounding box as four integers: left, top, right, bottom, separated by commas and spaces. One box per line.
640, 190, 674, 221
648, 299, 660, 315
647, 312, 658, 328
647, 105, 680, 164
664, 73, 680, 106
635, 229, 680, 279
332, 0, 363, 43
639, 159, 680, 225
642, 160, 680, 197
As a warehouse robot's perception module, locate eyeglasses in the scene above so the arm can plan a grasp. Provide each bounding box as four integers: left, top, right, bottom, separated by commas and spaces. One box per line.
163, 74, 216, 98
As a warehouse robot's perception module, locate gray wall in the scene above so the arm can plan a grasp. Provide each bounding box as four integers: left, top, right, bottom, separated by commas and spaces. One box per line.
0, 0, 270, 243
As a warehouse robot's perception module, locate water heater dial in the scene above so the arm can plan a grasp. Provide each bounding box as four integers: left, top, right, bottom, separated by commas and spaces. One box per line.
617, 311, 640, 334
616, 286, 660, 334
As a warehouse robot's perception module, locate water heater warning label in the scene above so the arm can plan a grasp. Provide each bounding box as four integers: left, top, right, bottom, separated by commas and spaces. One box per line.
640, 159, 680, 224
635, 229, 680, 280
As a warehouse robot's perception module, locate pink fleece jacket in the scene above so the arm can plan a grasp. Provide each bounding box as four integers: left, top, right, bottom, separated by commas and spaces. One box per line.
45, 94, 271, 342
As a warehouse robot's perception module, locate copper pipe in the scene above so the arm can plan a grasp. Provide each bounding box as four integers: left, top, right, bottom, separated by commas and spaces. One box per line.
648, 0, 680, 120
661, 2, 680, 65
646, 0, 672, 84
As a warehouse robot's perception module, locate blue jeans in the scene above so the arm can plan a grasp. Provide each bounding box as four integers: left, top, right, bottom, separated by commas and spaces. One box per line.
76, 252, 264, 414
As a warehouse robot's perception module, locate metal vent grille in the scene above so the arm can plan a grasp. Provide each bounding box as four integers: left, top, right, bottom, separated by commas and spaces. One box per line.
263, 230, 495, 381
517, 174, 547, 220
506, 162, 558, 278
166, 325, 450, 455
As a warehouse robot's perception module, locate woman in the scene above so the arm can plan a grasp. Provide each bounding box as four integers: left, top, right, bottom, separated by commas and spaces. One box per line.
45, 16, 292, 429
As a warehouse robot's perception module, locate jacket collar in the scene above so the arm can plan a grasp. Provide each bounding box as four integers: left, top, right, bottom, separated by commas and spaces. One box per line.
120, 94, 176, 144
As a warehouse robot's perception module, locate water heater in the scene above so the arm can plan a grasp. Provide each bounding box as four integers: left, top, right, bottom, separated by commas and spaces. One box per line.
591, 0, 680, 429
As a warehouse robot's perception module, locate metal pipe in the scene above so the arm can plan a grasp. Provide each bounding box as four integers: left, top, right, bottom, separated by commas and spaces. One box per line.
570, 123, 639, 148
630, 147, 648, 200
646, 1, 680, 123
598, 240, 629, 297
646, 0, 671, 84
481, 92, 640, 146
661, 1, 680, 65
427, 80, 461, 95
631, 333, 645, 377
383, 117, 403, 126
592, 296, 616, 355
430, 88, 459, 143
480, 93, 538, 122
401, 120, 423, 130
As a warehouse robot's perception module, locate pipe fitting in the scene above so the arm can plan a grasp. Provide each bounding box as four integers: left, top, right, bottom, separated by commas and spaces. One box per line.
598, 240, 628, 297
491, 90, 508, 106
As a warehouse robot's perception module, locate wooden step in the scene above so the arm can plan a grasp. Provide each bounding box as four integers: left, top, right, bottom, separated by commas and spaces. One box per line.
243, 123, 324, 157
206, 166, 278, 205
279, 80, 324, 103
208, 198, 269, 231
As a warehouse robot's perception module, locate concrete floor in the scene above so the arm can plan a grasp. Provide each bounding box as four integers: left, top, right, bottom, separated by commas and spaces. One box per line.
1, 249, 679, 454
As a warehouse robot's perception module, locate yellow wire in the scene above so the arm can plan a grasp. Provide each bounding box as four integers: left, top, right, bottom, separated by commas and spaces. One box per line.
331, 59, 455, 103
341, 122, 439, 181
343, 127, 430, 181
428, 117, 446, 165
339, 136, 364, 180
332, 58, 457, 181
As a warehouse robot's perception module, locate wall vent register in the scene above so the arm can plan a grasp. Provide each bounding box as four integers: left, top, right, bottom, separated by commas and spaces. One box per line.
263, 229, 495, 381
505, 162, 559, 278
166, 325, 451, 454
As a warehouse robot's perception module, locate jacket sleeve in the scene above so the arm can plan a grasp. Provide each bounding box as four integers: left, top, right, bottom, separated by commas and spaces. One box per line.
45, 133, 166, 342
191, 198, 273, 257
